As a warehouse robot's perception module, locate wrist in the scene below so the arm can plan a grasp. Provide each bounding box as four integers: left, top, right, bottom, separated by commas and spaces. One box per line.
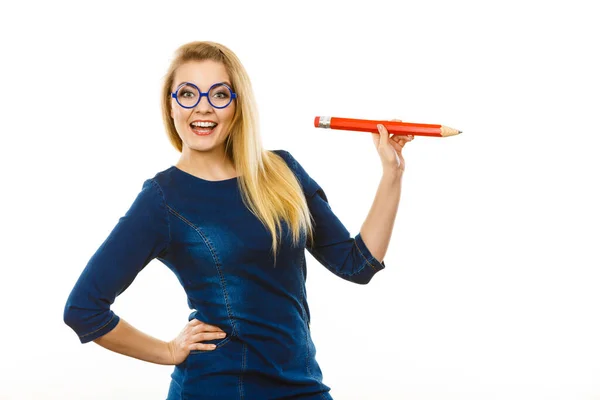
164, 340, 176, 365
382, 168, 403, 182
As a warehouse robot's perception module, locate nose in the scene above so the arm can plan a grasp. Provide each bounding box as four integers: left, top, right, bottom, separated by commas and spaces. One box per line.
193, 93, 213, 113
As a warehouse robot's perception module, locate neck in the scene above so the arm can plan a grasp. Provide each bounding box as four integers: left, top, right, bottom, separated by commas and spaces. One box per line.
177, 145, 237, 180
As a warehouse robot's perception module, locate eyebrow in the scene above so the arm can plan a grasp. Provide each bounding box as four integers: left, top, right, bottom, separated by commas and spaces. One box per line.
175, 81, 233, 89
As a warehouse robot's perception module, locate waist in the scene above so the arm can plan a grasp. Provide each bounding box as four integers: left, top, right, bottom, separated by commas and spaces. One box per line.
172, 336, 330, 399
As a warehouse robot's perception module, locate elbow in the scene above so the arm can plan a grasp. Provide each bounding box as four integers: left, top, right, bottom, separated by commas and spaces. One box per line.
63, 302, 77, 330
349, 257, 386, 285
63, 302, 87, 340
346, 270, 379, 285
309, 244, 385, 284
63, 293, 88, 332
63, 300, 119, 344
341, 261, 386, 285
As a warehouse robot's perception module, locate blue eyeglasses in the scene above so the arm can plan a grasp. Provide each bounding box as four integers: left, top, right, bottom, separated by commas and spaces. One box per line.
171, 82, 237, 109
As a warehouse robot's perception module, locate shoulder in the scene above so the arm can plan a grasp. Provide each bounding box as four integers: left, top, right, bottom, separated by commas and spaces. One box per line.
151, 165, 177, 187
129, 178, 167, 214
269, 149, 298, 170
122, 168, 172, 217
144, 165, 181, 201
269, 149, 303, 180
270, 149, 292, 162
268, 149, 322, 197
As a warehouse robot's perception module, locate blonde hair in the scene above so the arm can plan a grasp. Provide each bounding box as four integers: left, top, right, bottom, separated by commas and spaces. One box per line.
160, 41, 314, 265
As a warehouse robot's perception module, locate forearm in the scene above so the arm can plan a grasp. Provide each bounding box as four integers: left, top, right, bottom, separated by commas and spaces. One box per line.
360, 170, 403, 262
93, 317, 174, 365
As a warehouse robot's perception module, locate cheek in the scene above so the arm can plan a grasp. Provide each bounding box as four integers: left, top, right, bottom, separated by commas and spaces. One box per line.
172, 109, 188, 125
171, 101, 186, 118
219, 108, 235, 123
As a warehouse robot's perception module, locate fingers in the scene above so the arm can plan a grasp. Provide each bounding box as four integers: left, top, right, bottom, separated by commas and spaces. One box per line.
391, 134, 414, 144
379, 120, 415, 143
388, 134, 414, 153
190, 342, 218, 351
191, 331, 227, 343
186, 319, 228, 352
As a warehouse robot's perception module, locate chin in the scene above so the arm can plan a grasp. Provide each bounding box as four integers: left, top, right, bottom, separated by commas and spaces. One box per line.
189, 139, 226, 152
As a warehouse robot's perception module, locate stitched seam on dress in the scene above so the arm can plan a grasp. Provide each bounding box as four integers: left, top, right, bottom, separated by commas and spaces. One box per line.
305, 317, 312, 380
167, 206, 239, 336
299, 250, 318, 386
299, 252, 310, 326
353, 240, 379, 271
149, 178, 172, 250
170, 378, 182, 391
79, 314, 115, 339
170, 377, 183, 398
238, 343, 247, 400
182, 358, 189, 400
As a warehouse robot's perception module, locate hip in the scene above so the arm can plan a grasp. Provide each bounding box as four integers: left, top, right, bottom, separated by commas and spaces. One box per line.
166, 337, 331, 399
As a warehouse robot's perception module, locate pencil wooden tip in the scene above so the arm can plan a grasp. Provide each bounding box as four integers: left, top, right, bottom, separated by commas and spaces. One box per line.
440, 126, 461, 137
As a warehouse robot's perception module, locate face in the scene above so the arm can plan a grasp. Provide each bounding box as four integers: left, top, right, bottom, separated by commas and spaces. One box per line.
170, 60, 236, 155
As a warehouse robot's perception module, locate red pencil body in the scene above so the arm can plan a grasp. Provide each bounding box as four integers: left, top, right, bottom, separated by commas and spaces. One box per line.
314, 116, 461, 137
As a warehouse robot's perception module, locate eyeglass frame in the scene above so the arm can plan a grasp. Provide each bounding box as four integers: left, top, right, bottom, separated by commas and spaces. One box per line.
170, 81, 238, 109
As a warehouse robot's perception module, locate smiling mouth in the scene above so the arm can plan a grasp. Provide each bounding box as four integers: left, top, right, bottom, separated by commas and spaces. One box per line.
190, 123, 218, 135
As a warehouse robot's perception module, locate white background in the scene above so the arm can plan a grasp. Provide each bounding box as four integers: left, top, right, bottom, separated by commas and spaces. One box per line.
1, 1, 599, 399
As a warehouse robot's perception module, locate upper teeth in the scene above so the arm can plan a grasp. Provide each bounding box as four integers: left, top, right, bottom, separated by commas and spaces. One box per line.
191, 122, 217, 128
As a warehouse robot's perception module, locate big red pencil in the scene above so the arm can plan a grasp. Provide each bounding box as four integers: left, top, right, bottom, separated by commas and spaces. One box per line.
314, 116, 461, 137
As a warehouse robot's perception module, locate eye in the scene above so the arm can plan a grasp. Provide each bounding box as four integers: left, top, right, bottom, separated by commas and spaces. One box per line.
181, 90, 195, 98
212, 90, 229, 99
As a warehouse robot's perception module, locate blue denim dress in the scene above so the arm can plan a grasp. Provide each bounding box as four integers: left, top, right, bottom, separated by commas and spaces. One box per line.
64, 149, 385, 399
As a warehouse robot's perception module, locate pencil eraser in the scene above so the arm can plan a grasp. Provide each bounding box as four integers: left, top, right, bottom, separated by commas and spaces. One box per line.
314, 116, 319, 127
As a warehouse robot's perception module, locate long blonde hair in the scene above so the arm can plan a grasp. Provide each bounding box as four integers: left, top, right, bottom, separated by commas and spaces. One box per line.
160, 41, 314, 265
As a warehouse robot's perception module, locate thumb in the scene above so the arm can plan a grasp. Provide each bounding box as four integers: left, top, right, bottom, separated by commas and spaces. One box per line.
377, 124, 389, 146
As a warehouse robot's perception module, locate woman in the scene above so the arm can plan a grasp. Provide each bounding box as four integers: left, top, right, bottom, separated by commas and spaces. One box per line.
63, 41, 413, 399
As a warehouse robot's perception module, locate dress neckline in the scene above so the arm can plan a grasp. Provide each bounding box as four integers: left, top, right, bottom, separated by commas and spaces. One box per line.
170, 166, 239, 184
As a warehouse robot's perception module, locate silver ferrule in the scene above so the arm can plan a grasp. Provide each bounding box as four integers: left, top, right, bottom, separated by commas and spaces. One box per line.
317, 116, 331, 129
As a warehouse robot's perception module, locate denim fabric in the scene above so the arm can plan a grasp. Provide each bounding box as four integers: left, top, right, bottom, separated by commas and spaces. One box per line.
64, 149, 385, 399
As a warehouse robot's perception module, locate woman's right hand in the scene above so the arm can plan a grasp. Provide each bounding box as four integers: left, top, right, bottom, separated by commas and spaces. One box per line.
166, 319, 227, 365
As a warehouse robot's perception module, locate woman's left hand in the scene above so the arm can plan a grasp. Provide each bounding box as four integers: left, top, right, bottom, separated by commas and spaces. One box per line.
371, 119, 414, 174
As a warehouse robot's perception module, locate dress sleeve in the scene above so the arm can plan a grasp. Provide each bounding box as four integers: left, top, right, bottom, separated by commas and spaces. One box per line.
275, 150, 385, 284
63, 178, 170, 343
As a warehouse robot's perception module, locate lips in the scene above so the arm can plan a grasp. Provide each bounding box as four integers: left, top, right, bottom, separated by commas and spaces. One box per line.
190, 123, 217, 136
